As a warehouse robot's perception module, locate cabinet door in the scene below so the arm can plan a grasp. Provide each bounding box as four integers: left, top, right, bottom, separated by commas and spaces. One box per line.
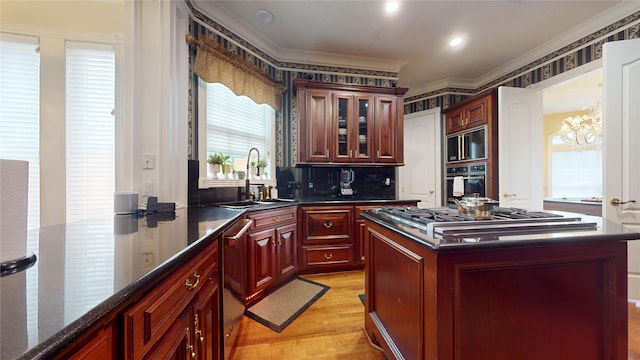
66, 324, 114, 360
143, 310, 190, 360
276, 223, 297, 280
300, 89, 332, 163
193, 278, 220, 360
374, 95, 401, 163
249, 228, 277, 294
334, 92, 354, 162
445, 109, 465, 134
465, 96, 489, 128
353, 95, 374, 162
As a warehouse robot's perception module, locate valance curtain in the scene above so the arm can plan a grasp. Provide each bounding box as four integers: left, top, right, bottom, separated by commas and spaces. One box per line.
192, 36, 284, 111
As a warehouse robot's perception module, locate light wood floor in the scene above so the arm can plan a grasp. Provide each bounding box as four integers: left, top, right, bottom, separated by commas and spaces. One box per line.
230, 270, 640, 360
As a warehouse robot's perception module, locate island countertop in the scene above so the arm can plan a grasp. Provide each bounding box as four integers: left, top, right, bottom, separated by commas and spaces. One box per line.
360, 210, 640, 251
0, 206, 243, 360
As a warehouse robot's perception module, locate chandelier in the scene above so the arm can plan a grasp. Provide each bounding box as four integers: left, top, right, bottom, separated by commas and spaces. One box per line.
558, 101, 603, 145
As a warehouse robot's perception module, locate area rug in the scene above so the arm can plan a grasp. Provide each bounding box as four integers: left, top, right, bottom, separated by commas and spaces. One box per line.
245, 277, 329, 332
359, 294, 365, 304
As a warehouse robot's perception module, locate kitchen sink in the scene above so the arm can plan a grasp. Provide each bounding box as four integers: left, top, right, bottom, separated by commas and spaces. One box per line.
218, 198, 297, 209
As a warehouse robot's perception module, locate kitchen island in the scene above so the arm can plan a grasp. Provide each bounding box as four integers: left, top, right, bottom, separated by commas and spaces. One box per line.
361, 207, 640, 360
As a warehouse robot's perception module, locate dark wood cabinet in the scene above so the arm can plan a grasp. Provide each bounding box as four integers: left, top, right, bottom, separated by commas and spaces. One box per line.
294, 79, 408, 165
443, 88, 499, 200
445, 91, 493, 134
363, 218, 628, 360
299, 205, 354, 271
124, 239, 219, 360
245, 207, 298, 303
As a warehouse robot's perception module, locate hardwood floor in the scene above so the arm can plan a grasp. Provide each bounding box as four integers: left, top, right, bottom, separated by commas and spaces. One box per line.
230, 270, 640, 360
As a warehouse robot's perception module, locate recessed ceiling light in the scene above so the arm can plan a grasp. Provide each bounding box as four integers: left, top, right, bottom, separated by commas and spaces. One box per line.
385, 1, 400, 14
449, 37, 463, 47
256, 9, 274, 24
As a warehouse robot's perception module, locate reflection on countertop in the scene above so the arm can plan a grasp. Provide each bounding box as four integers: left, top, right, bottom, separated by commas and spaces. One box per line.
0, 207, 243, 360
544, 197, 602, 216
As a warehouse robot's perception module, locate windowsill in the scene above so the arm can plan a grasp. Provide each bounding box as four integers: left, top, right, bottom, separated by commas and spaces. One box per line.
198, 178, 276, 189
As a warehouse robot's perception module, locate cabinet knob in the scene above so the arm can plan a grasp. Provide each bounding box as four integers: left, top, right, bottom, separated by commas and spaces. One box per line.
323, 219, 333, 229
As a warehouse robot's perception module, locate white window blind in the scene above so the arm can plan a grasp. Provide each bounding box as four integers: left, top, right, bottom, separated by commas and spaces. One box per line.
549, 135, 602, 198
64, 42, 116, 321
0, 34, 41, 230
65, 42, 115, 221
204, 81, 273, 170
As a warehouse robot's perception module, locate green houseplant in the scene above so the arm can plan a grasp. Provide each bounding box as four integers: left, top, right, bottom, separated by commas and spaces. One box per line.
207, 152, 229, 178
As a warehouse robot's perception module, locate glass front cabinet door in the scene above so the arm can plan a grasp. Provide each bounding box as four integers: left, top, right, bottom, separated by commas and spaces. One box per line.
333, 94, 373, 163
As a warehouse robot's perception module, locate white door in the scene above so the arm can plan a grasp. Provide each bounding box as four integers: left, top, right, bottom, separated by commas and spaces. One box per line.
498, 86, 544, 210
601, 39, 640, 300
398, 108, 441, 208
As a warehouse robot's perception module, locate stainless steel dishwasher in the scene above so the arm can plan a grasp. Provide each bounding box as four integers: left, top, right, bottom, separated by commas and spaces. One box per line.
221, 218, 252, 360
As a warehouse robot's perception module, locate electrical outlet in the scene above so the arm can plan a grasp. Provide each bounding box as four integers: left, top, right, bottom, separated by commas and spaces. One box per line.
143, 182, 153, 196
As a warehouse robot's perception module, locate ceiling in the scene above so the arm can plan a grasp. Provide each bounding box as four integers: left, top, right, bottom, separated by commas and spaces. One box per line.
191, 1, 636, 112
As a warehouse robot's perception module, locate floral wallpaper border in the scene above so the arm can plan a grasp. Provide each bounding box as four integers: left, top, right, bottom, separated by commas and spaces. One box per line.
186, 2, 639, 167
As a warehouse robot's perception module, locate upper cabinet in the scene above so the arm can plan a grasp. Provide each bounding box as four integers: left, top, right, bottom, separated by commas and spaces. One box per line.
445, 91, 494, 134
294, 79, 408, 166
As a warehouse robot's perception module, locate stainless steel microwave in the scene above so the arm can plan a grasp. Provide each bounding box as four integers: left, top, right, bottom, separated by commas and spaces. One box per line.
446, 126, 487, 163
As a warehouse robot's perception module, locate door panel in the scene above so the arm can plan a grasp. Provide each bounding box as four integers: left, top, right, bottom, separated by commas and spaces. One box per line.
601, 39, 640, 300
399, 109, 441, 207
498, 86, 543, 210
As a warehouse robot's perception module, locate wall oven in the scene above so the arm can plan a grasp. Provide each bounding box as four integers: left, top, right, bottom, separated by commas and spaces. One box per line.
446, 125, 487, 162
445, 162, 486, 204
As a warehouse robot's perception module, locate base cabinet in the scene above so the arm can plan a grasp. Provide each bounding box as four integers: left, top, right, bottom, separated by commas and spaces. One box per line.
364, 219, 628, 360
225, 207, 298, 304
124, 239, 220, 360
299, 205, 354, 271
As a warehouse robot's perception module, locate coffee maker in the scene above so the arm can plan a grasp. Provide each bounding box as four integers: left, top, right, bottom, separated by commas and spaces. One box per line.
340, 169, 355, 196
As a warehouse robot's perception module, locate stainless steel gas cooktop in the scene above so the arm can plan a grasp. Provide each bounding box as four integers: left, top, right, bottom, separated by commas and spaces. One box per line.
373, 206, 598, 237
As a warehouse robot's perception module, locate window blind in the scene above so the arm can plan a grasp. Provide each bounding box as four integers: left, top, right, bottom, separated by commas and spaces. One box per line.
65, 42, 115, 221
205, 81, 271, 163
0, 34, 41, 230
64, 42, 116, 321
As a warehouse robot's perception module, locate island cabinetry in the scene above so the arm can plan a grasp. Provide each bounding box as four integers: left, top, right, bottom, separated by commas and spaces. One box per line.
354, 202, 417, 264
363, 219, 628, 360
245, 207, 298, 303
299, 205, 355, 271
294, 79, 408, 165
124, 239, 219, 360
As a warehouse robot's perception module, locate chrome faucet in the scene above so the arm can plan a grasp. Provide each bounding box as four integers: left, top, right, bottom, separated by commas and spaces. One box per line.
246, 147, 260, 200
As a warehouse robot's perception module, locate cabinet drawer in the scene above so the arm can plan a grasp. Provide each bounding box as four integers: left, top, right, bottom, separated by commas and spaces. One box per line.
300, 206, 352, 243
303, 245, 353, 266
124, 240, 218, 360
248, 207, 296, 230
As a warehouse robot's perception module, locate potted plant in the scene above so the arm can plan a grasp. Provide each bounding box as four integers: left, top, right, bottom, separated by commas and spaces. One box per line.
258, 159, 268, 179
207, 152, 227, 178
249, 161, 257, 178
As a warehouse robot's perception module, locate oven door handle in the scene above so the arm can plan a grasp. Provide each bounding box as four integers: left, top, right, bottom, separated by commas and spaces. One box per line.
446, 175, 485, 180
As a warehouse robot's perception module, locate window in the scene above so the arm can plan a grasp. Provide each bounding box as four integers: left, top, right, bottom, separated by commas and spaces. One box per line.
65, 42, 116, 321
200, 80, 275, 179
65, 42, 116, 221
549, 134, 602, 198
0, 34, 41, 230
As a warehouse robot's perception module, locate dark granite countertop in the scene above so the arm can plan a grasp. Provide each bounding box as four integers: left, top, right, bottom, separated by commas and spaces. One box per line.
0, 206, 243, 360
0, 198, 416, 360
361, 210, 640, 251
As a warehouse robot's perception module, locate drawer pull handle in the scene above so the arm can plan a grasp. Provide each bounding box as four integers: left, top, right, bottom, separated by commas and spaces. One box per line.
272, 216, 280, 222
185, 328, 195, 358
185, 272, 201, 291
323, 219, 333, 229
324, 253, 333, 260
